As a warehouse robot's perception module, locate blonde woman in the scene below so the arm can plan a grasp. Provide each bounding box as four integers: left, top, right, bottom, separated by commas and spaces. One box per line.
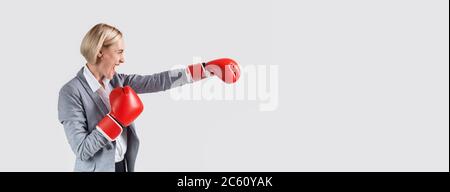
58, 23, 240, 172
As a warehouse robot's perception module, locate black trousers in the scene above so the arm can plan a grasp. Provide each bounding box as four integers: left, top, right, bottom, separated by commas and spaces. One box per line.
115, 159, 127, 172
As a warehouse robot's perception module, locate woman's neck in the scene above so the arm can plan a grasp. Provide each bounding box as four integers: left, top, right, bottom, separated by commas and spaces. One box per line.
86, 63, 105, 87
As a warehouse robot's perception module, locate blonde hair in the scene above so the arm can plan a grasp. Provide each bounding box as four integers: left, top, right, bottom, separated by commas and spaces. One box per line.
80, 23, 123, 64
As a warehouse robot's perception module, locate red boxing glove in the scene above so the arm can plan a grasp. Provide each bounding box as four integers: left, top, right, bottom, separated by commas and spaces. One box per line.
96, 86, 144, 141
187, 58, 240, 84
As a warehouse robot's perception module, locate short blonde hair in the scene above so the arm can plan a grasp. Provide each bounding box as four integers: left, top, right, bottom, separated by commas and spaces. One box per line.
80, 23, 123, 64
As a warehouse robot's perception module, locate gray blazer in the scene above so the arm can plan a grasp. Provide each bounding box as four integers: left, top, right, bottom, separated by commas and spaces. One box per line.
58, 67, 191, 172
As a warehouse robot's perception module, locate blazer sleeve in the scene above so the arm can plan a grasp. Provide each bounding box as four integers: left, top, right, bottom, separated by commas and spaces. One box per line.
117, 68, 192, 94
58, 84, 109, 161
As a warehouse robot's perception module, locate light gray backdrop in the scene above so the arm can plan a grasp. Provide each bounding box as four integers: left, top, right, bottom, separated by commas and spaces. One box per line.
0, 0, 448, 171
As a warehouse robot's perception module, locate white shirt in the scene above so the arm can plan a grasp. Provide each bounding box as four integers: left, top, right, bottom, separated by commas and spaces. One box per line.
83, 65, 127, 163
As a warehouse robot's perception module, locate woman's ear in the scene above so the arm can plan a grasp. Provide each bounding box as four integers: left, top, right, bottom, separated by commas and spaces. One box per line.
97, 51, 103, 59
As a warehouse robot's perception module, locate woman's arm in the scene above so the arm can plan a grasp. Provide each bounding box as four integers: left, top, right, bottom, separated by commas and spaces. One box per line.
118, 68, 191, 94
58, 84, 109, 161
117, 58, 240, 94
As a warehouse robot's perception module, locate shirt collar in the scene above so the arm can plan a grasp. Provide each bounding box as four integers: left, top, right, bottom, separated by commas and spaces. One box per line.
83, 65, 111, 92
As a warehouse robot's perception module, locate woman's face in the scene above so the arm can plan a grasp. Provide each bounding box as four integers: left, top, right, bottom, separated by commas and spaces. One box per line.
98, 38, 125, 80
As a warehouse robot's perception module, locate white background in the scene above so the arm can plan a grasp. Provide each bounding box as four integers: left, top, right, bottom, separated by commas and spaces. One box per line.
0, 0, 448, 171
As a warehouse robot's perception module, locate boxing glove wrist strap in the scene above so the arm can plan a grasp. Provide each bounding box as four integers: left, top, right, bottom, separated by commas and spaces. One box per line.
96, 114, 123, 141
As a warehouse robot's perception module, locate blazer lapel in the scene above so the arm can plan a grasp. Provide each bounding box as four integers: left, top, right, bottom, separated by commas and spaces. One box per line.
75, 68, 109, 116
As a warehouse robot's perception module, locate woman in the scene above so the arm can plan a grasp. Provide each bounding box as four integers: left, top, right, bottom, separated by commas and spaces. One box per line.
58, 23, 240, 172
